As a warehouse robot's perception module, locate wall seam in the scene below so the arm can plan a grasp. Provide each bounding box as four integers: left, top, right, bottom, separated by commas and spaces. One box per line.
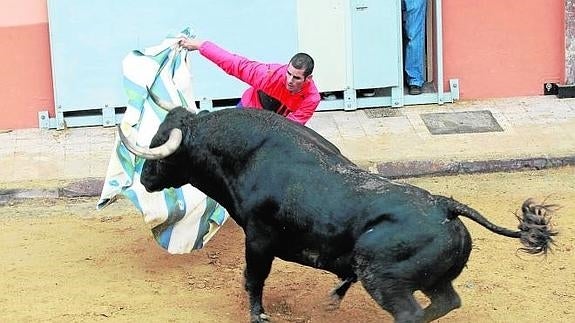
566, 0, 575, 84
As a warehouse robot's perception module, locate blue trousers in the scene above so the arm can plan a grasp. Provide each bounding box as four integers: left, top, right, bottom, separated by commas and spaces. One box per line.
403, 0, 427, 87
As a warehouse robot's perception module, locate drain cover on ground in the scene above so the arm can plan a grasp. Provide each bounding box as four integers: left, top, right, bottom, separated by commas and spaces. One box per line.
364, 108, 403, 118
420, 110, 503, 135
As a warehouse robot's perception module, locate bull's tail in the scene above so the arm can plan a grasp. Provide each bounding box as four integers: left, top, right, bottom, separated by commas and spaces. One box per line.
441, 196, 558, 255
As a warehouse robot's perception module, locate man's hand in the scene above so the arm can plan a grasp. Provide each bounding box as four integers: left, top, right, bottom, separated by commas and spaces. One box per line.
179, 38, 204, 51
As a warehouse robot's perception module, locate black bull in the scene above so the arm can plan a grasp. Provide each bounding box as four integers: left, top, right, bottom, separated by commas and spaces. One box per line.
119, 98, 557, 323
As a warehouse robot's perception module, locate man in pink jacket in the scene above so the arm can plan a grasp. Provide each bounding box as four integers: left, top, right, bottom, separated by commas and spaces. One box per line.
179, 38, 321, 126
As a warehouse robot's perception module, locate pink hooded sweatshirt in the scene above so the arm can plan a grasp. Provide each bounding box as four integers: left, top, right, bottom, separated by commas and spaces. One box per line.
199, 41, 320, 125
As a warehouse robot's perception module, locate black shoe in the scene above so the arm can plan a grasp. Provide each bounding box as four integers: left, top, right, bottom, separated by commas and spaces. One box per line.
408, 85, 422, 95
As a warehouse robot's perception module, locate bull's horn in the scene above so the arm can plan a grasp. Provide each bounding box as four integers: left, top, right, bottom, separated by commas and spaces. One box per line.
118, 125, 183, 160
146, 86, 178, 111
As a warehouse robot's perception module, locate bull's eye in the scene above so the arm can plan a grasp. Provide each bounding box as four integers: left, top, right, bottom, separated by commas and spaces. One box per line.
158, 158, 178, 168
158, 159, 180, 172
159, 160, 171, 166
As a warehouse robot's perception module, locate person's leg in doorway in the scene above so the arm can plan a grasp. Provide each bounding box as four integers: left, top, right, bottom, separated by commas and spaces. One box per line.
403, 0, 427, 95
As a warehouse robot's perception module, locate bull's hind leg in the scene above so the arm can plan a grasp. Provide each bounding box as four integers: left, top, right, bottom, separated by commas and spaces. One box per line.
359, 274, 424, 323
421, 281, 461, 322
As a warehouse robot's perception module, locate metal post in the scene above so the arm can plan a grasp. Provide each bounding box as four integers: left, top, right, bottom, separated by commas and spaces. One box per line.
392, 0, 404, 107
434, 0, 445, 105
344, 0, 358, 110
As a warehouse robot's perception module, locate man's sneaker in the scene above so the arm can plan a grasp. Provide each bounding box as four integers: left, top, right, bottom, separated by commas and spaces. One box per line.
322, 92, 336, 100
408, 85, 422, 95
360, 89, 376, 97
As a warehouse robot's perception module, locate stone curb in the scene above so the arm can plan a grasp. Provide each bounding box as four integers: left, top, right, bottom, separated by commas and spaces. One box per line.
0, 179, 104, 204
378, 156, 575, 179
1, 156, 574, 203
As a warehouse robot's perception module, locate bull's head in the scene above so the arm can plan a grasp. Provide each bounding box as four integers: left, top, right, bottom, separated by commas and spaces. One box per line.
118, 89, 194, 192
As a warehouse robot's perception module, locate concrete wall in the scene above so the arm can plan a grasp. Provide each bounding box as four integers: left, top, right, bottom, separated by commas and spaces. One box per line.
0, 0, 569, 129
442, 0, 565, 99
0, 0, 54, 130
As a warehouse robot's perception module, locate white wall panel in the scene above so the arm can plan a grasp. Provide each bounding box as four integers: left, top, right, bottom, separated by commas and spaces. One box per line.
297, 0, 348, 92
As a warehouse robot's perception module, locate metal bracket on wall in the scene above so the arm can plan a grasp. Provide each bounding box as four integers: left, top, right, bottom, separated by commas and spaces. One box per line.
343, 87, 357, 111
55, 105, 65, 130
199, 97, 214, 110
38, 111, 51, 129
102, 106, 116, 127
37, 107, 124, 129
391, 86, 403, 107
449, 79, 460, 101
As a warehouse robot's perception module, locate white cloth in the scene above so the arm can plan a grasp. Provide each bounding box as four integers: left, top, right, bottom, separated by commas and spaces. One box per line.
97, 28, 228, 254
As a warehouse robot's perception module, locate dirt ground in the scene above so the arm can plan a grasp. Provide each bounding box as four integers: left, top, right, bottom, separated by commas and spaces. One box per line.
1, 167, 574, 323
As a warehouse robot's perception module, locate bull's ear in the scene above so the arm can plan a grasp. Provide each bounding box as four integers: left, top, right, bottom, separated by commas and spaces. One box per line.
146, 86, 179, 111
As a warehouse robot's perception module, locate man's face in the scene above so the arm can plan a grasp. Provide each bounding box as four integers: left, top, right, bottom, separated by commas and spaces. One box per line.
285, 64, 309, 93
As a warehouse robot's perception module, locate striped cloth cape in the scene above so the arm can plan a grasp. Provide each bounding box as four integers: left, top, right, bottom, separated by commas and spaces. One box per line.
97, 28, 229, 254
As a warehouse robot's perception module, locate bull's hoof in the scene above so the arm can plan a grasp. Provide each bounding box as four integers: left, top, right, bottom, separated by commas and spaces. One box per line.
250, 313, 270, 323
324, 293, 342, 311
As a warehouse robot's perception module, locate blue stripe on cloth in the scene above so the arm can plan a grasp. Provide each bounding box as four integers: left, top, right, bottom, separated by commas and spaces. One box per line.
164, 188, 186, 224
193, 198, 217, 249
150, 188, 187, 250
210, 204, 228, 225
116, 143, 136, 177
147, 47, 172, 68
123, 77, 147, 109
122, 189, 143, 213
156, 226, 174, 250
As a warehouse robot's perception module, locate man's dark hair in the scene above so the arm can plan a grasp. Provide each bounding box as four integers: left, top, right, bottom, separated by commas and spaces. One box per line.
289, 53, 314, 77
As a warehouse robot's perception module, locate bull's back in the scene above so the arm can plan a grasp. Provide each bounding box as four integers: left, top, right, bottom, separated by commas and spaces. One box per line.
237, 155, 444, 241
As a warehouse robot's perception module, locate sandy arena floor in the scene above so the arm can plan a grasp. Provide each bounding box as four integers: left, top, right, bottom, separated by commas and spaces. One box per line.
1, 167, 574, 322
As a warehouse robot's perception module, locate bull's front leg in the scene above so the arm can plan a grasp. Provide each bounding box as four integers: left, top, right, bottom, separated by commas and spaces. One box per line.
244, 238, 274, 323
